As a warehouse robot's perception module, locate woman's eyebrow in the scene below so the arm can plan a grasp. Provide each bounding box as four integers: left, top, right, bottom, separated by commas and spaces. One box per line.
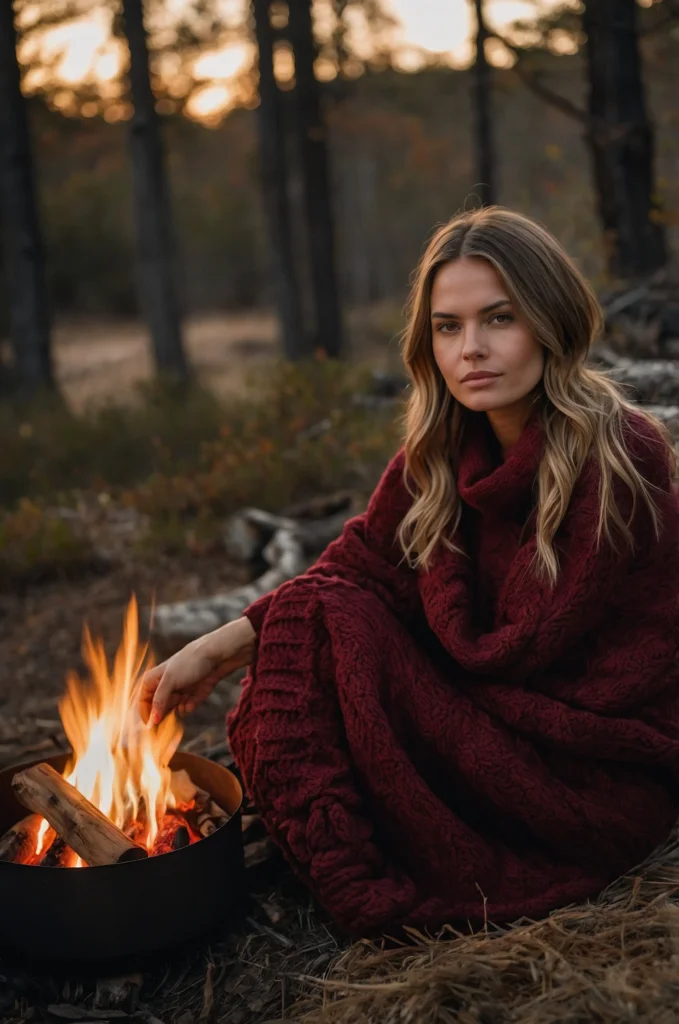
431, 298, 511, 319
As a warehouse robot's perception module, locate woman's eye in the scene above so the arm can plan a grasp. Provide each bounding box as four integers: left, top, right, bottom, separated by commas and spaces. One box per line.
437, 322, 460, 334
491, 313, 513, 325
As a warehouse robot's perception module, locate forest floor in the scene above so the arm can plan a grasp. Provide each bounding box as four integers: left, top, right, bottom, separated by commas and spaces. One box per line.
49, 305, 403, 411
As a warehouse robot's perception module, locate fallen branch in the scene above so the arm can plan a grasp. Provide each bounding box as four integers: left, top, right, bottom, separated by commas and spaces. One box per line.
152, 504, 353, 649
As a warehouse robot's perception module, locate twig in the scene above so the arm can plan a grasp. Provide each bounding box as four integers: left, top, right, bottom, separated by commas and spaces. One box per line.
245, 915, 295, 950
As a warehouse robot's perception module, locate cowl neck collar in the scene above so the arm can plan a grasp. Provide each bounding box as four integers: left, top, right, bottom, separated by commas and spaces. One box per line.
456, 407, 544, 518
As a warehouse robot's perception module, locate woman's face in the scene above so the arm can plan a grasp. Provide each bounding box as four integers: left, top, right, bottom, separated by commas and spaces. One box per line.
430, 257, 544, 416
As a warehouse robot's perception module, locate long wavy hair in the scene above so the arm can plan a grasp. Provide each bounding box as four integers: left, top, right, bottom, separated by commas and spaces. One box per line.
397, 207, 675, 584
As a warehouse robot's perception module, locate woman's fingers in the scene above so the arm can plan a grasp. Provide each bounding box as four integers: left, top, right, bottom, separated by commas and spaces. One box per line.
149, 668, 179, 726
138, 662, 166, 723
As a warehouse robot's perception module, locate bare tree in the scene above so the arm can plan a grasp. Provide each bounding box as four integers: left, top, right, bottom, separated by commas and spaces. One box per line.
121, 0, 188, 379
288, 0, 344, 358
0, 0, 54, 396
493, 0, 667, 279
581, 0, 666, 278
472, 0, 496, 206
251, 0, 307, 360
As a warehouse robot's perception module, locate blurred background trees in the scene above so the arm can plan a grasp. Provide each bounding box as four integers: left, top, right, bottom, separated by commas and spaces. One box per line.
582, 0, 666, 277
471, 0, 495, 206
121, 0, 188, 381
0, 0, 53, 396
2, 0, 679, 401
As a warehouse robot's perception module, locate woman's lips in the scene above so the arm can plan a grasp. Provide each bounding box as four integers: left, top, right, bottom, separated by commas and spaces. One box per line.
460, 372, 502, 388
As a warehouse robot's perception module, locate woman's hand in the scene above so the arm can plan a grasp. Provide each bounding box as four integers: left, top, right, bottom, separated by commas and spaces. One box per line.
139, 616, 256, 725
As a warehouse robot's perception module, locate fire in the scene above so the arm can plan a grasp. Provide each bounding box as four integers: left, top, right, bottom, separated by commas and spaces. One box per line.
54, 596, 182, 858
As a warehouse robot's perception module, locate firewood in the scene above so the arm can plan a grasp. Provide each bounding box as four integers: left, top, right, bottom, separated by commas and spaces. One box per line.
0, 813, 45, 864
197, 799, 229, 837
40, 835, 70, 867
192, 788, 229, 837
150, 816, 190, 856
170, 768, 197, 806
12, 763, 148, 866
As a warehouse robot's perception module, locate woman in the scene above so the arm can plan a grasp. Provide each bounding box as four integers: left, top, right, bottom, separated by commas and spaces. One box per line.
141, 208, 679, 936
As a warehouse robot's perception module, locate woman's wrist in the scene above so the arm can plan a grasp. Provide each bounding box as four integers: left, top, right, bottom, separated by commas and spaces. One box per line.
198, 616, 255, 668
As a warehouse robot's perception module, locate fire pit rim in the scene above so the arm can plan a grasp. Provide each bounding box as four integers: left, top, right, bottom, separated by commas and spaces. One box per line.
0, 748, 243, 872
0, 749, 246, 961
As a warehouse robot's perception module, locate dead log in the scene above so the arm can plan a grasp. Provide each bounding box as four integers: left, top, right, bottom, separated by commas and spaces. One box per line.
0, 813, 45, 864
606, 358, 679, 404
152, 505, 353, 650
12, 763, 148, 866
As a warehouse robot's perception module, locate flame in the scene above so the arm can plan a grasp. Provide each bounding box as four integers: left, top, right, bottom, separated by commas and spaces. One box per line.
35, 818, 51, 856
55, 596, 182, 857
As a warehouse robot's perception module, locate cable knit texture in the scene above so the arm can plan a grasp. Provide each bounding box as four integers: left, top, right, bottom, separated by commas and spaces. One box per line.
228, 410, 679, 935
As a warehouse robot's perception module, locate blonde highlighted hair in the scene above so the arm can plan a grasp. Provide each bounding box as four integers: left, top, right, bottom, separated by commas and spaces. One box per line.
397, 207, 676, 584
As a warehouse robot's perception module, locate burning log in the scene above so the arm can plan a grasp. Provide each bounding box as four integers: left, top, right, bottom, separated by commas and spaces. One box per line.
39, 836, 79, 868
170, 769, 229, 837
150, 816, 191, 856
0, 813, 45, 864
12, 763, 148, 866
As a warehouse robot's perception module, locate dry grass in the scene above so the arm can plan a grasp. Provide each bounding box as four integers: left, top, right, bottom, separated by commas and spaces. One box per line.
290, 829, 679, 1024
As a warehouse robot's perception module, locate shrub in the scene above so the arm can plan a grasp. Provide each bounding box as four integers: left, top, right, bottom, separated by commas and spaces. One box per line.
0, 500, 96, 587
0, 360, 404, 562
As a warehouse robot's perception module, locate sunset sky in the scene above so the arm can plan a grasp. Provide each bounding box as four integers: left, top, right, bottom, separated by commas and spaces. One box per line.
28, 0, 568, 121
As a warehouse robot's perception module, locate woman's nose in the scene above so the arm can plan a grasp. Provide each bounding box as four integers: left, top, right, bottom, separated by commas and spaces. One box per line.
461, 322, 487, 361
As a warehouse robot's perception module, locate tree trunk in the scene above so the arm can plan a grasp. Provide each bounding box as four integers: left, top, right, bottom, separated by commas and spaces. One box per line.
0, 0, 53, 396
582, 0, 666, 279
288, 0, 344, 358
251, 0, 307, 360
121, 0, 188, 379
472, 0, 495, 206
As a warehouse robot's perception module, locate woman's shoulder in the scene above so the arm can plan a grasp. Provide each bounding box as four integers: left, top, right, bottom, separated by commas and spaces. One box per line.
368, 448, 409, 507
363, 448, 413, 533
620, 408, 675, 488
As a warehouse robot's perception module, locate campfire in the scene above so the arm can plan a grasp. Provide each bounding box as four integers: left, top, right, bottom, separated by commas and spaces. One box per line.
0, 597, 229, 868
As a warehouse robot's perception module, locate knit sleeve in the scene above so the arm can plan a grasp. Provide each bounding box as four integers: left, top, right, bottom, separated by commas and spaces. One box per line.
243, 449, 418, 634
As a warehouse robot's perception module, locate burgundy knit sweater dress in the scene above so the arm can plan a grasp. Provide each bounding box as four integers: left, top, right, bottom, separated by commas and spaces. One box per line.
228, 410, 679, 935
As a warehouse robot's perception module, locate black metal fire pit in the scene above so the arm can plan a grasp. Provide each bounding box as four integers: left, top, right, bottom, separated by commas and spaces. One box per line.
0, 751, 244, 962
